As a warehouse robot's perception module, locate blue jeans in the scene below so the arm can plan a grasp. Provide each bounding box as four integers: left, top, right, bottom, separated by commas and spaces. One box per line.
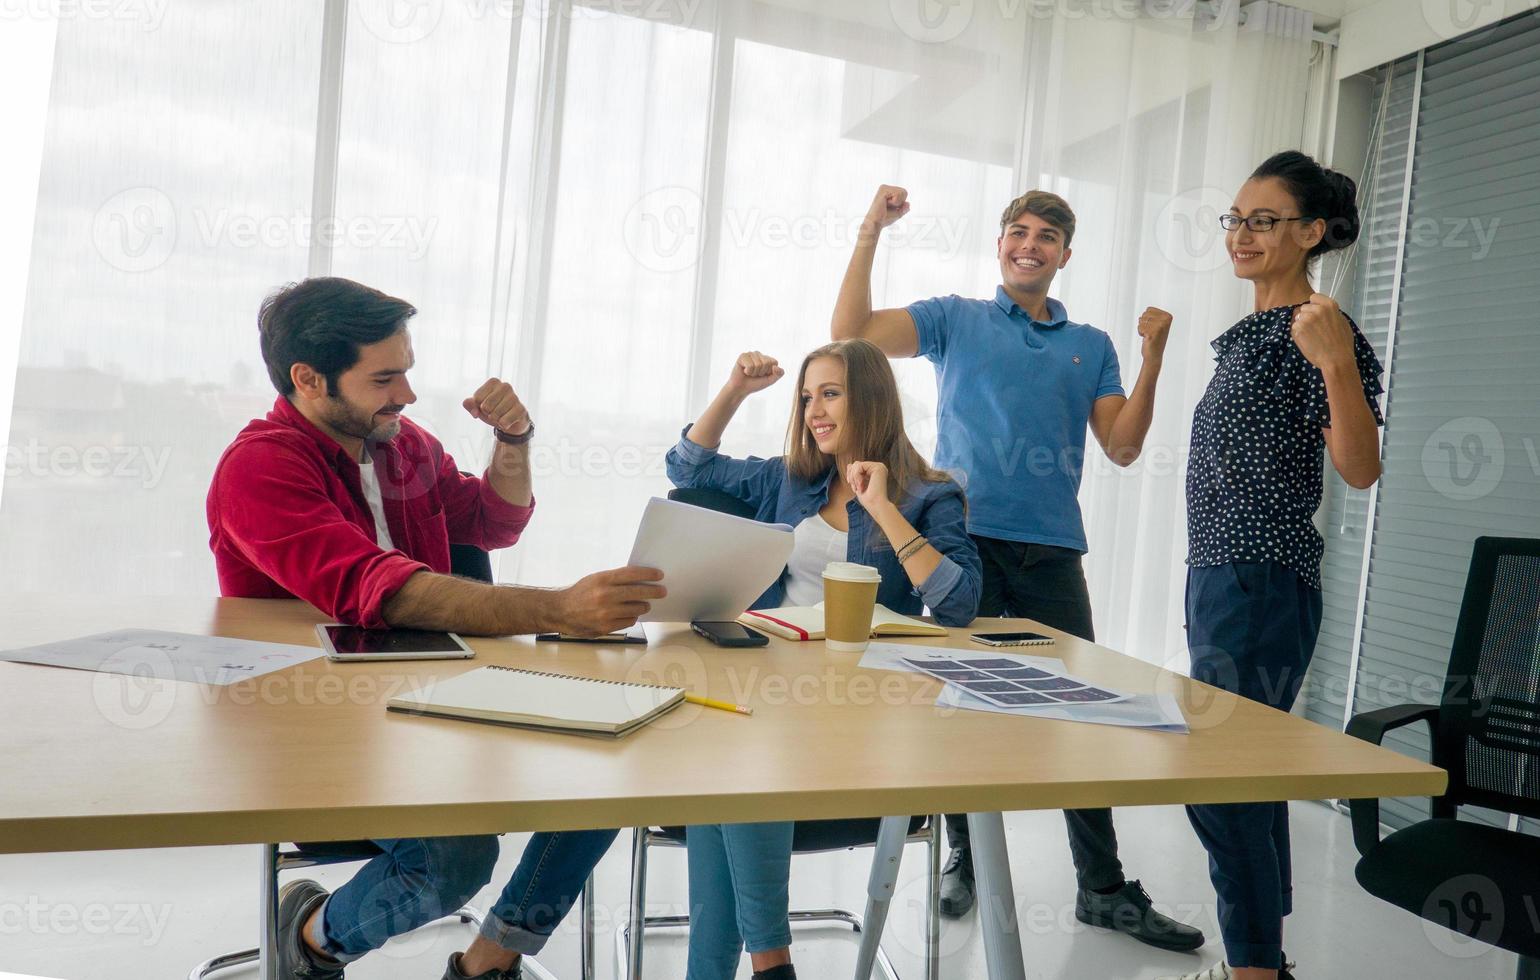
685, 822, 795, 980
1184, 562, 1322, 970
317, 829, 617, 961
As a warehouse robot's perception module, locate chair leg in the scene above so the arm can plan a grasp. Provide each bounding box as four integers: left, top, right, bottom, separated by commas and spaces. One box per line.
1518, 955, 1540, 980
926, 816, 942, 980
581, 873, 596, 980
258, 843, 280, 980
853, 816, 908, 980
625, 828, 649, 980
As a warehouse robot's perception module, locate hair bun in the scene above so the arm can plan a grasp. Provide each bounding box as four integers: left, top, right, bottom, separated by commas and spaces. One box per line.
1320, 168, 1360, 252
1250, 150, 1360, 258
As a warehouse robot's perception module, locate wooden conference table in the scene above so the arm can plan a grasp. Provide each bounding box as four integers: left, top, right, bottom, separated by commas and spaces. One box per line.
0, 595, 1445, 979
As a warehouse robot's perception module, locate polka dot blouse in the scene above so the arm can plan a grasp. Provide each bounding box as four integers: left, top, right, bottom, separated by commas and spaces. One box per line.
1186, 303, 1385, 588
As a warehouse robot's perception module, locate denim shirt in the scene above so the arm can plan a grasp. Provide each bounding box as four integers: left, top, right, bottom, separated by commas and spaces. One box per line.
665, 427, 982, 627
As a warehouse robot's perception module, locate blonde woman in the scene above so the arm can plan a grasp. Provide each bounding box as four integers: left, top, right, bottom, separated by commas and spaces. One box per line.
665, 338, 981, 980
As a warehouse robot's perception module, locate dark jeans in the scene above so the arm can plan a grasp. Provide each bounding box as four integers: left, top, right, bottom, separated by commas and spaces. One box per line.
319, 829, 618, 960
944, 535, 1125, 893
1184, 561, 1322, 970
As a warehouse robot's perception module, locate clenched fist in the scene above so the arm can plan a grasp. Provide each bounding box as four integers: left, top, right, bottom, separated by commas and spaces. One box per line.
1137, 307, 1173, 362
724, 351, 784, 398
463, 378, 531, 436
863, 185, 910, 234
1290, 293, 1354, 371
845, 460, 893, 516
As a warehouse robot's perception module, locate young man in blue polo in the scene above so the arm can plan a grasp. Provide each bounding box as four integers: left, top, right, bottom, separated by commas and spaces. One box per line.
831, 185, 1202, 954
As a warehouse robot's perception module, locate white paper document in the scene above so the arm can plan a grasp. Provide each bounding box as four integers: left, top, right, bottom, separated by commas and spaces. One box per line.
0, 629, 322, 686
627, 496, 794, 623
935, 684, 1189, 733
860, 642, 1189, 734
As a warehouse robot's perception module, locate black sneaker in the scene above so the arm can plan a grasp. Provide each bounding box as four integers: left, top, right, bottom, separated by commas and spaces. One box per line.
938, 845, 975, 918
276, 879, 344, 979
443, 952, 522, 980
1075, 879, 1205, 952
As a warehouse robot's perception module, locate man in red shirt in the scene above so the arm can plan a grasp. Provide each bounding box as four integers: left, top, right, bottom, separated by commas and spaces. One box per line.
207, 277, 664, 979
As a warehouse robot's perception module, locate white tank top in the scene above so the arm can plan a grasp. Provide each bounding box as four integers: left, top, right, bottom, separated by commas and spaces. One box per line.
780, 511, 848, 607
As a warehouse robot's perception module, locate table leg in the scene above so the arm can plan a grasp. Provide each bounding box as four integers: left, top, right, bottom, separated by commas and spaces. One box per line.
259, 843, 280, 980
967, 812, 1026, 980
852, 815, 910, 980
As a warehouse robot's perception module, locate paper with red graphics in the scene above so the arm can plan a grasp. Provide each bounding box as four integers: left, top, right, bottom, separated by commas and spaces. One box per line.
0, 629, 321, 686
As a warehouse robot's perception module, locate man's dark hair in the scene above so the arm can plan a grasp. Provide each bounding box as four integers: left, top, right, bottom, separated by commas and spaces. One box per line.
258, 277, 417, 396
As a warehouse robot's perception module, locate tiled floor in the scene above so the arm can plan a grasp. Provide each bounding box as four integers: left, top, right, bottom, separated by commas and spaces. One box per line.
0, 802, 1519, 979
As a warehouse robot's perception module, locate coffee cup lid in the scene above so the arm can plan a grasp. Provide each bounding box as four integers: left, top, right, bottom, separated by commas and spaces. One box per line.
822, 561, 881, 583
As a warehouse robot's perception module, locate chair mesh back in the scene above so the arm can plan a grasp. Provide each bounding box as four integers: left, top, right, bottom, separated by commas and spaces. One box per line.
1445, 539, 1540, 817
1463, 555, 1540, 801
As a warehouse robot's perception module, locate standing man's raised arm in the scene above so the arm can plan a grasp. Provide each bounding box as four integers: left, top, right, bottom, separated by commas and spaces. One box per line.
832, 184, 921, 357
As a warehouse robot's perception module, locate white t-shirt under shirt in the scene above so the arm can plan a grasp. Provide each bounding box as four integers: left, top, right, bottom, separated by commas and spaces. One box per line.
781, 511, 848, 607
358, 452, 395, 550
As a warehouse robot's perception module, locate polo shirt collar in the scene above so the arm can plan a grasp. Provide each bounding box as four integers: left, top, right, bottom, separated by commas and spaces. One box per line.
993, 286, 1069, 327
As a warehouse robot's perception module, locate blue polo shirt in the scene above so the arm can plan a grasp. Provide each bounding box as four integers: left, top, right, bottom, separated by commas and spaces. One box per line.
908, 286, 1124, 553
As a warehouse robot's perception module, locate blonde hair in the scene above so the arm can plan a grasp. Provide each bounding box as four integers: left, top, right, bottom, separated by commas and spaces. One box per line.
784, 339, 952, 512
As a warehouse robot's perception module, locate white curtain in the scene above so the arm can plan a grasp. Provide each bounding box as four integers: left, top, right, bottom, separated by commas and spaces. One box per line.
1035, 0, 1319, 669
4, 0, 1322, 669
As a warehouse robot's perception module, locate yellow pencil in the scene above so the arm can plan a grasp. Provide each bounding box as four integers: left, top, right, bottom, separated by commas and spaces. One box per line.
685, 693, 753, 716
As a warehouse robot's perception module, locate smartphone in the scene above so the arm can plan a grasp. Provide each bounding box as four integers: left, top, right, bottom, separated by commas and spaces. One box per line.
969, 631, 1055, 647
534, 626, 648, 645
691, 621, 769, 648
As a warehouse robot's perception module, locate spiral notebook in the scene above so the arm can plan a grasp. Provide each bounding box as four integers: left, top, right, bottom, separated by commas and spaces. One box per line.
387, 665, 685, 737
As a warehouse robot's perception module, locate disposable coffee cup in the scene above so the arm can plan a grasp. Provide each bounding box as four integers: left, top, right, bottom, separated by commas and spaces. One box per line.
823, 561, 881, 652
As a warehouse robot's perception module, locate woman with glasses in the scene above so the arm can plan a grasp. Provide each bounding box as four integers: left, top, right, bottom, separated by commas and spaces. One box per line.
1159, 151, 1385, 980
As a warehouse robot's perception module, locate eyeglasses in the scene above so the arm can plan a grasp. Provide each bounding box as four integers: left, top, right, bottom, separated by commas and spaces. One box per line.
1218, 214, 1314, 232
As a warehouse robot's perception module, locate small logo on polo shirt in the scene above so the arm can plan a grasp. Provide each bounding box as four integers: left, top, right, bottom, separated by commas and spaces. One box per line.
1072, 355, 1081, 364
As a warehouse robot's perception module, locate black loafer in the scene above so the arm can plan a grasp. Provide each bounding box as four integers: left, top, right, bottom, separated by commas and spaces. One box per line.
276, 879, 344, 979
938, 845, 975, 918
1075, 879, 1205, 952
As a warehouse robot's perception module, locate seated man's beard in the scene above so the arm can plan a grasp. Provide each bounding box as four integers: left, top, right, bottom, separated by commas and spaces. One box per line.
325, 396, 404, 442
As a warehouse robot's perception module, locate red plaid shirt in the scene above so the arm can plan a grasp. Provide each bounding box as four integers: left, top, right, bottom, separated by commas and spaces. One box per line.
207, 396, 533, 627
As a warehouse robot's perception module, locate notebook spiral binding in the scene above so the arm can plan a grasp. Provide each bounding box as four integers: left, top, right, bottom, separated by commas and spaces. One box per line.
485, 664, 676, 689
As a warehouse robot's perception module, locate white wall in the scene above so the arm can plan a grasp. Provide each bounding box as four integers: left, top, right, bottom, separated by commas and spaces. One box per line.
1336, 0, 1535, 77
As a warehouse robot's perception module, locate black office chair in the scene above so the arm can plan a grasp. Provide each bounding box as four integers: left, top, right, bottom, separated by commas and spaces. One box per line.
666, 486, 759, 520
614, 490, 943, 980
191, 545, 591, 980
1347, 536, 1540, 979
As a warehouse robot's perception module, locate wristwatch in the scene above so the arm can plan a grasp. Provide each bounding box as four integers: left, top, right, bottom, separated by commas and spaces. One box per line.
494, 422, 535, 446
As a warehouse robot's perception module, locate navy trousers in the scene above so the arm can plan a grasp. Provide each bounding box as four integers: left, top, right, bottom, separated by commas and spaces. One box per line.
1184, 561, 1322, 971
